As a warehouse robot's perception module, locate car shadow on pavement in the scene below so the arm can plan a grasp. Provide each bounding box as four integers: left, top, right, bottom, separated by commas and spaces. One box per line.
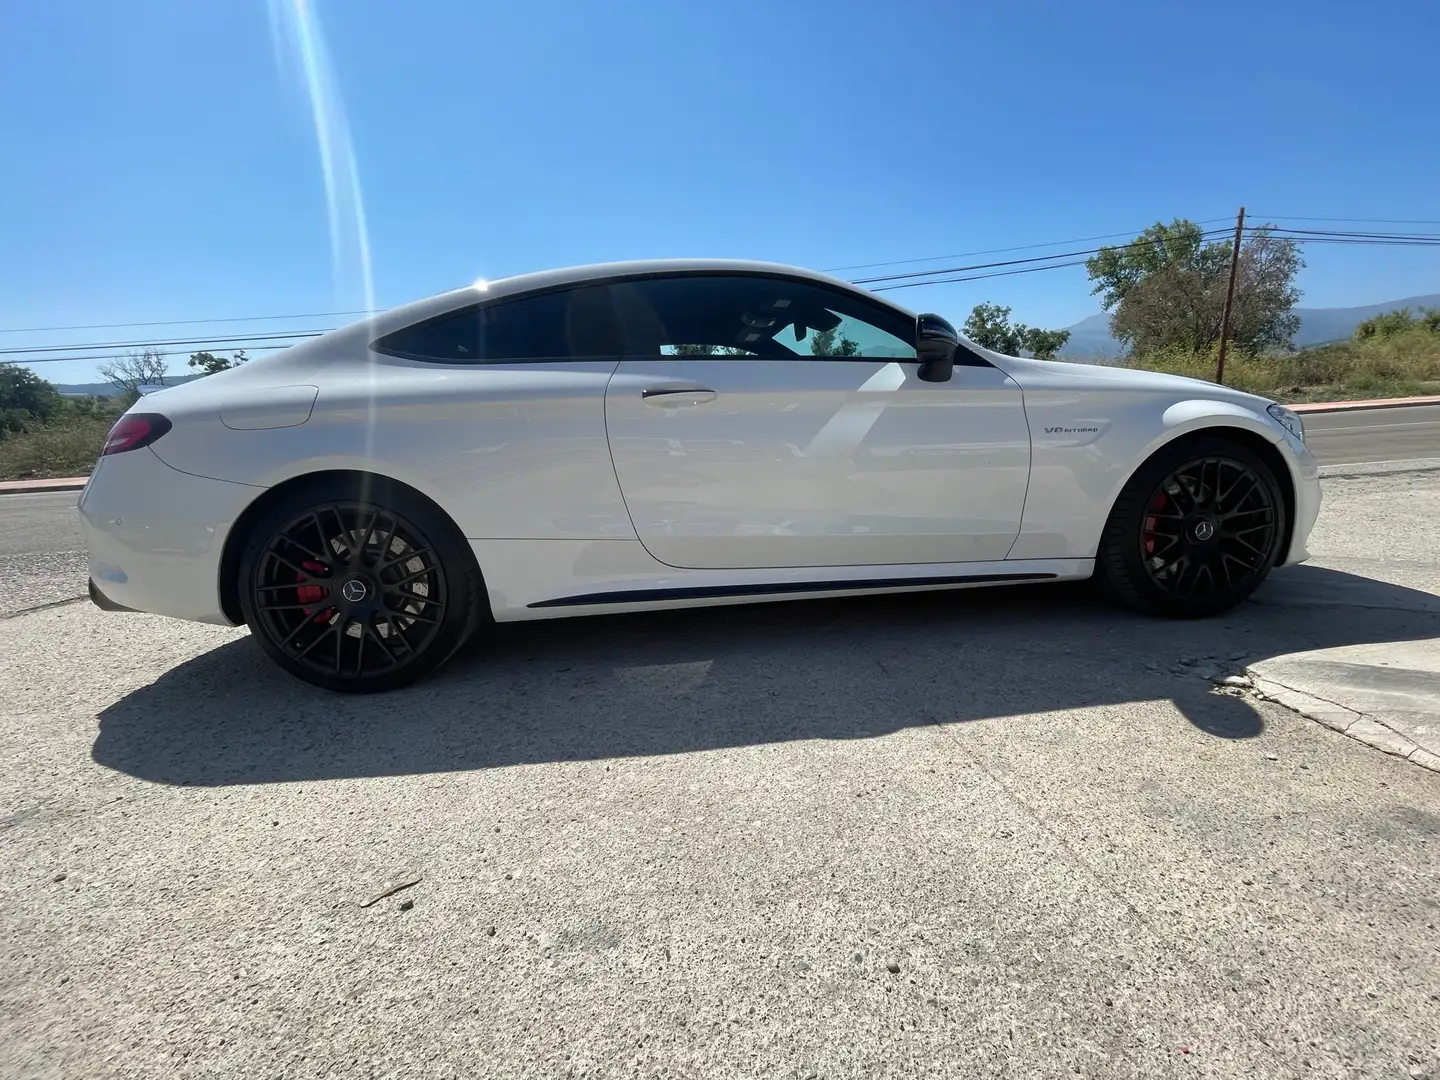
92, 564, 1440, 786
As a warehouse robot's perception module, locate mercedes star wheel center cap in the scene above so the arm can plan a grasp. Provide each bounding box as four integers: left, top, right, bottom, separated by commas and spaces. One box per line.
1192, 520, 1215, 541
341, 579, 369, 603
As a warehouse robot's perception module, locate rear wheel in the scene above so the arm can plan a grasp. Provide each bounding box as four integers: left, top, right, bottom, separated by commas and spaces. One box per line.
237, 479, 484, 692
1097, 436, 1287, 617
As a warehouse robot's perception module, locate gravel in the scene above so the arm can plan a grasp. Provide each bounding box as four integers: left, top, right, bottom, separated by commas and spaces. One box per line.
0, 550, 87, 618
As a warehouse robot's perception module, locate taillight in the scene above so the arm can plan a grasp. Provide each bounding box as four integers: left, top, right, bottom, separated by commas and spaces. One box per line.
101, 413, 172, 456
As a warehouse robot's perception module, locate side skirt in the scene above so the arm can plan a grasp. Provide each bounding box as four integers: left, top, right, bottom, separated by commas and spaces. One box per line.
529, 571, 1058, 609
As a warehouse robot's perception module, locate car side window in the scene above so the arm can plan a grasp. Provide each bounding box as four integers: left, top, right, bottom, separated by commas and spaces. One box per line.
373, 284, 621, 363
610, 275, 918, 360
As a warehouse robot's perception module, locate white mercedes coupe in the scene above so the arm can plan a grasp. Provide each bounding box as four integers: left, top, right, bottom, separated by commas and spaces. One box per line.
80, 259, 1320, 692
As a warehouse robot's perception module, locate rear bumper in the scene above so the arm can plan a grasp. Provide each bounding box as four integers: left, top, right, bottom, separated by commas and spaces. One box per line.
88, 577, 137, 613
79, 448, 262, 625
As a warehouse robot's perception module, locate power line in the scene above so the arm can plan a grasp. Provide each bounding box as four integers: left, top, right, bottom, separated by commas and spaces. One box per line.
1254, 214, 1440, 226
869, 227, 1440, 293
851, 228, 1237, 286
6, 222, 1438, 352
0, 309, 370, 336
0, 330, 327, 358
5, 344, 295, 366
823, 217, 1239, 273
1270, 236, 1440, 247
872, 258, 1093, 292
826, 218, 1239, 272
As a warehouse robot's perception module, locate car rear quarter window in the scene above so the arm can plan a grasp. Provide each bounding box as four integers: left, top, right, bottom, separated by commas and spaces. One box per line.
373, 285, 621, 362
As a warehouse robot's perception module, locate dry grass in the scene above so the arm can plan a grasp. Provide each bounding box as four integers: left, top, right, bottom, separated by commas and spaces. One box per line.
0, 415, 114, 480
1123, 327, 1440, 402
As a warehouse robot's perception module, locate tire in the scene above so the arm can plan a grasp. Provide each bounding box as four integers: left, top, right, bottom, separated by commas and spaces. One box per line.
236, 477, 485, 692
1097, 435, 1287, 618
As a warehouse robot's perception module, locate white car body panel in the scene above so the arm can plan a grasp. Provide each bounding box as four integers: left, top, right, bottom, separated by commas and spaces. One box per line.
604, 358, 1030, 569
981, 353, 1321, 564
79, 257, 1322, 633
80, 447, 259, 625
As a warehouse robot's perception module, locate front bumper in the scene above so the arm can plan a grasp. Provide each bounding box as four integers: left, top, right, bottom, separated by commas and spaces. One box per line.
79, 448, 262, 625
1280, 435, 1322, 566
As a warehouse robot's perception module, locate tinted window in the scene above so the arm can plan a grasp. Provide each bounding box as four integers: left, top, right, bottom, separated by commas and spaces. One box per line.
374, 285, 620, 362
610, 275, 917, 359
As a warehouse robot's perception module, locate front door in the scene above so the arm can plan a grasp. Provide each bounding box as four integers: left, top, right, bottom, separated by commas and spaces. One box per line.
602, 273, 1031, 570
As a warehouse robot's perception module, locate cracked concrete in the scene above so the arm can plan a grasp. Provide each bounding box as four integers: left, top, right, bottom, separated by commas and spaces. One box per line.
1243, 466, 1440, 772
1249, 641, 1440, 772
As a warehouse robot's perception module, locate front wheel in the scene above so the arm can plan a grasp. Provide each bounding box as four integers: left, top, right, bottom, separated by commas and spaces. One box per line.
1097, 436, 1288, 618
237, 479, 484, 692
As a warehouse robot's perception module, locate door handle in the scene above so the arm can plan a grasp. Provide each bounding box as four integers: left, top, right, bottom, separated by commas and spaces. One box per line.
641, 387, 718, 407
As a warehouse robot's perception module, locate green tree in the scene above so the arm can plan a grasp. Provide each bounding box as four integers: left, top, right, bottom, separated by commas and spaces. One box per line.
188, 348, 249, 375
809, 327, 860, 357
962, 303, 1071, 360
1085, 218, 1302, 355
0, 365, 62, 424
669, 344, 755, 356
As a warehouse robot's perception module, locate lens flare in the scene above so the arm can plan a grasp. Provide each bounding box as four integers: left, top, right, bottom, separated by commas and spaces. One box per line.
267, 0, 375, 318
268, 0, 380, 485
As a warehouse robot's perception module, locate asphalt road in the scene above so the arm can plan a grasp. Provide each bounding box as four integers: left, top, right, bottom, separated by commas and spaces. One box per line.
3, 403, 1435, 561
0, 491, 85, 557
2, 471, 1438, 1079
1301, 403, 1440, 464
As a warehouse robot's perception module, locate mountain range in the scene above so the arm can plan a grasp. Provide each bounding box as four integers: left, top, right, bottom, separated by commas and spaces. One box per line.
1057, 293, 1440, 358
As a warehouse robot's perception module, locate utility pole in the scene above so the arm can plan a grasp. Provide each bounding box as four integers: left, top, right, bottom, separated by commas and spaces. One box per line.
1215, 205, 1246, 384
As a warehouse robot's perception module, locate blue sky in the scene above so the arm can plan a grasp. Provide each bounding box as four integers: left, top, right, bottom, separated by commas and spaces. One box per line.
2, 0, 1438, 383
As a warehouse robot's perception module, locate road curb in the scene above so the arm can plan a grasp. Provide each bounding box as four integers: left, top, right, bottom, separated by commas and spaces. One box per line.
0, 477, 88, 495
1290, 394, 1440, 414
1247, 672, 1440, 774
1318, 457, 1440, 479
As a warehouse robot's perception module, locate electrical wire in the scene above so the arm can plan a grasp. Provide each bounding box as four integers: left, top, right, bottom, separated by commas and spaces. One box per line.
822, 216, 1239, 272
852, 228, 1237, 285
0, 309, 370, 336
0, 330, 327, 358
4, 221, 1436, 354
870, 258, 1094, 292
7, 344, 295, 366
1252, 214, 1440, 226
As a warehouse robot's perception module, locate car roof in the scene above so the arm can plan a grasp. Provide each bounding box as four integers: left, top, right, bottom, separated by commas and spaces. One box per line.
355, 258, 918, 342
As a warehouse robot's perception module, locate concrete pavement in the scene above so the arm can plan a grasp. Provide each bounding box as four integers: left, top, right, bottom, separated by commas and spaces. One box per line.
2, 462, 1439, 1077
1250, 641, 1440, 770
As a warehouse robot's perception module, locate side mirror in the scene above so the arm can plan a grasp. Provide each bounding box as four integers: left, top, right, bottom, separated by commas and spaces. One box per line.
915, 313, 958, 383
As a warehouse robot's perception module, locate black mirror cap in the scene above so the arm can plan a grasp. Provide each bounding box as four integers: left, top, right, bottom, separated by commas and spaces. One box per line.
916, 313, 958, 383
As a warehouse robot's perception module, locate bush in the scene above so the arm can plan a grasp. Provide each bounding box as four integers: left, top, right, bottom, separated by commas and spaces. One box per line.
1124, 326, 1440, 402
1354, 306, 1440, 342
0, 415, 116, 480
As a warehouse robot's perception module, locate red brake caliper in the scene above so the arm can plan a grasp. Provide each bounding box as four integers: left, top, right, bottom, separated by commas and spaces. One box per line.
295, 560, 334, 623
1142, 492, 1167, 558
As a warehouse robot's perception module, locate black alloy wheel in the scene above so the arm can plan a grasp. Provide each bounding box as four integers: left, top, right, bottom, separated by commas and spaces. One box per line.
1139, 456, 1278, 600
1098, 436, 1287, 617
238, 481, 484, 692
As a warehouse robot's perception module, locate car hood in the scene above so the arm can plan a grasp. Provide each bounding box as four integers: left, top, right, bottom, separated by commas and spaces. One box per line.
976, 348, 1275, 410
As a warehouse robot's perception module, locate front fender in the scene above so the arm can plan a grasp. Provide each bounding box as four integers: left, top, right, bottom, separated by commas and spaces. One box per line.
1157, 398, 1282, 447
1009, 392, 1287, 561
